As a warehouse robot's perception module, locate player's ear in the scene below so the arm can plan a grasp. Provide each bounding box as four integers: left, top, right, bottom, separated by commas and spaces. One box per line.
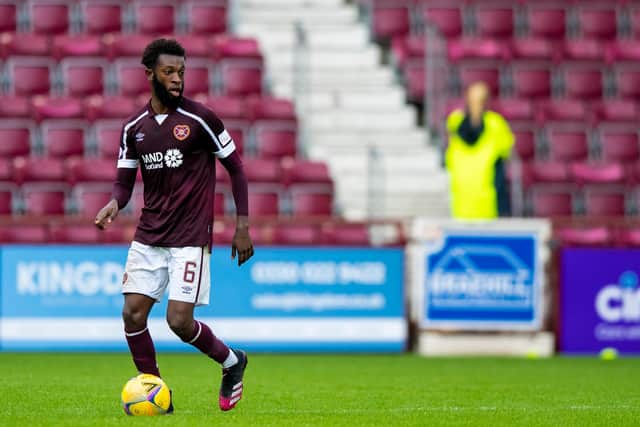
145, 67, 153, 81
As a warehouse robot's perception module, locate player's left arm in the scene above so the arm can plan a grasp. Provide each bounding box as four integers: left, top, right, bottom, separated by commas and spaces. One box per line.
202, 108, 254, 266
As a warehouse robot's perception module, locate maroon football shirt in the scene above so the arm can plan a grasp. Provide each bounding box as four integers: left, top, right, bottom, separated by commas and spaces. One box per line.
117, 97, 236, 247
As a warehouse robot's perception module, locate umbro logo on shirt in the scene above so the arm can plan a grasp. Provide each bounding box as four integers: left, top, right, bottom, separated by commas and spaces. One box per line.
135, 132, 145, 143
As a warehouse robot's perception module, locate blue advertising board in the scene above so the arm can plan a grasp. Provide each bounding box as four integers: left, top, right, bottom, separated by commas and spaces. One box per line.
0, 245, 406, 352
421, 230, 542, 330
561, 248, 640, 354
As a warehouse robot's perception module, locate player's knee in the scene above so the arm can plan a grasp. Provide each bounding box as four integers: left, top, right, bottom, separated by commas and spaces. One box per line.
166, 313, 193, 340
122, 306, 147, 331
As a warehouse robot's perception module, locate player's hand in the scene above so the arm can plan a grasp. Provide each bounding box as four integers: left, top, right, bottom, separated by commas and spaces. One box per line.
231, 220, 254, 266
94, 199, 119, 230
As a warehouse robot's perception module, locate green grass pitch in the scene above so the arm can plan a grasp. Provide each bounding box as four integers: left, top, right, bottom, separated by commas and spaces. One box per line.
1, 353, 639, 426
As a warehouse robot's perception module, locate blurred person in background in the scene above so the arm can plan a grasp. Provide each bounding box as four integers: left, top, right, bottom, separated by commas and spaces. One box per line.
445, 82, 514, 220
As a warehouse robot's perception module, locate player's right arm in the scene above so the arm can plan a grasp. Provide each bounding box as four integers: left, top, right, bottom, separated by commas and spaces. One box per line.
95, 123, 139, 229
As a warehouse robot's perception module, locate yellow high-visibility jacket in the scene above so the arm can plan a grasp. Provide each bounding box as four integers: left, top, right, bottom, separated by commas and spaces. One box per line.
445, 109, 514, 220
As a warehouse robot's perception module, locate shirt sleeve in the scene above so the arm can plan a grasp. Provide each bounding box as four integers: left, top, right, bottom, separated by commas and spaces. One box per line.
200, 109, 237, 159
117, 124, 139, 169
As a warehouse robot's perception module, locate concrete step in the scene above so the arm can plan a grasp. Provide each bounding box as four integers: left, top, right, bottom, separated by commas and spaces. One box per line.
265, 48, 380, 69
323, 153, 442, 172
308, 109, 416, 130
308, 129, 429, 147
271, 69, 395, 87
301, 90, 407, 110
238, 0, 344, 6
333, 174, 449, 193
238, 8, 358, 25
239, 27, 370, 49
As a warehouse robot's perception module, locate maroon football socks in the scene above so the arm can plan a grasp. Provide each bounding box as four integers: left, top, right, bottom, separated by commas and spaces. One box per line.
125, 327, 161, 377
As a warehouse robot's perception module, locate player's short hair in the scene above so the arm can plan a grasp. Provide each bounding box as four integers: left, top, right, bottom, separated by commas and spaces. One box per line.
141, 38, 186, 69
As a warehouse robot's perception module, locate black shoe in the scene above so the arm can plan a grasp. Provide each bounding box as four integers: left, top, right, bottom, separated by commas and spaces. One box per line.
166, 390, 174, 414
219, 349, 248, 411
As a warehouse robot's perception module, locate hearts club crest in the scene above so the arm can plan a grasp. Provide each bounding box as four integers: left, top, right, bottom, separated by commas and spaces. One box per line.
173, 124, 190, 141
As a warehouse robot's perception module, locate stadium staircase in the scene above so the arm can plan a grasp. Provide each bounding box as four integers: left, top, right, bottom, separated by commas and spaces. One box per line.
233, 0, 449, 220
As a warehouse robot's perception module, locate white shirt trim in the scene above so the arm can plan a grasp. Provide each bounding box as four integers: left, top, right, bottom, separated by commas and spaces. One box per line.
176, 107, 236, 159
117, 159, 140, 168
119, 110, 148, 164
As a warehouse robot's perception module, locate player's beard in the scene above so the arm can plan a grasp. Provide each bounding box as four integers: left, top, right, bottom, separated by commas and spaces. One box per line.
152, 75, 183, 110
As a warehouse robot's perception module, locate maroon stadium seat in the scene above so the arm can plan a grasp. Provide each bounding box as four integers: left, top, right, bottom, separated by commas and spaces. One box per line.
0, 2, 17, 33
475, 7, 514, 39
49, 224, 102, 243
592, 100, 639, 124
613, 67, 640, 101
0, 33, 51, 59
81, 1, 123, 34
563, 39, 606, 61
0, 158, 12, 181
66, 158, 116, 184
71, 184, 113, 216
115, 59, 149, 97
372, 6, 410, 43
448, 38, 505, 62
186, 1, 227, 35
570, 161, 626, 185
512, 129, 536, 162
254, 128, 297, 159
290, 191, 333, 216
404, 63, 425, 104
248, 191, 280, 217
21, 184, 68, 215
29, 1, 71, 35
530, 161, 571, 184
134, 2, 176, 35
491, 98, 535, 123
422, 6, 462, 39
13, 157, 66, 184
615, 226, 640, 247
598, 129, 640, 164
0, 224, 49, 243
582, 187, 627, 216
32, 97, 85, 121
247, 97, 297, 124
547, 128, 589, 162
555, 226, 613, 246
211, 37, 262, 61
632, 8, 640, 39
85, 96, 140, 121
243, 158, 281, 183
458, 65, 500, 96
391, 35, 425, 69
321, 223, 370, 246
272, 223, 320, 245
0, 121, 33, 158
197, 96, 248, 121
525, 6, 566, 40
182, 60, 211, 97
0, 96, 31, 119
173, 35, 211, 59
0, 187, 14, 214
606, 40, 640, 64
93, 120, 123, 159
52, 35, 104, 59
60, 58, 107, 97
104, 34, 152, 59
217, 62, 263, 97
530, 187, 574, 217
537, 99, 588, 124
578, 7, 618, 40
510, 38, 555, 61
511, 66, 552, 100
40, 120, 87, 158
282, 160, 333, 186
7, 57, 53, 96
562, 67, 603, 100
